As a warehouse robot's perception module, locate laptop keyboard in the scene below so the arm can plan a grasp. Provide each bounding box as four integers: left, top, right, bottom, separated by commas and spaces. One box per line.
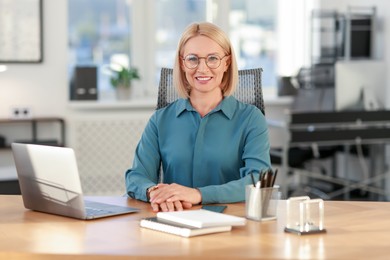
84, 200, 139, 217
85, 206, 114, 216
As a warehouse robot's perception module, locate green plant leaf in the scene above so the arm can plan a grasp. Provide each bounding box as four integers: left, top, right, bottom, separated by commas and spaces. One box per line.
110, 65, 140, 88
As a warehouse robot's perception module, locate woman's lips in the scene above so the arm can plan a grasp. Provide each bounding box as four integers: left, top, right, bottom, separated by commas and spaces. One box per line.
196, 76, 212, 81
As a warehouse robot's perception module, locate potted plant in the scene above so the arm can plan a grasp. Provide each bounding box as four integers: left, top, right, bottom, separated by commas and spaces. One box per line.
110, 65, 140, 100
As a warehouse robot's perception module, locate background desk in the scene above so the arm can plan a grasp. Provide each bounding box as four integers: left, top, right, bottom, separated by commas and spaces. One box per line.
1, 196, 390, 259
275, 110, 390, 200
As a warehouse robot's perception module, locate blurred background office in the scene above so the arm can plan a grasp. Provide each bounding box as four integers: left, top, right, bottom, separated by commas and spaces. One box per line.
0, 0, 389, 199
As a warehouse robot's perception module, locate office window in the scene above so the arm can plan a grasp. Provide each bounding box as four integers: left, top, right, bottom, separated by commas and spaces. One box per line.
229, 0, 277, 89
68, 0, 132, 99
154, 0, 207, 70
68, 0, 278, 101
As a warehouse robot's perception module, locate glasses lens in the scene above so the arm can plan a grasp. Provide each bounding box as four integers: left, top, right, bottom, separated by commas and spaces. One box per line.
183, 54, 224, 69
184, 55, 199, 69
206, 55, 221, 69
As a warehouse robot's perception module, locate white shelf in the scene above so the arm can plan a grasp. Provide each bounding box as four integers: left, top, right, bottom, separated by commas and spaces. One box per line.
68, 98, 157, 110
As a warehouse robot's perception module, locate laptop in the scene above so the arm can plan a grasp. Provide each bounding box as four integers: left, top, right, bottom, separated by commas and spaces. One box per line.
11, 143, 139, 220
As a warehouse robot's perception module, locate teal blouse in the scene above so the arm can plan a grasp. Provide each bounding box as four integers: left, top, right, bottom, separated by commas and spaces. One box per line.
125, 96, 271, 204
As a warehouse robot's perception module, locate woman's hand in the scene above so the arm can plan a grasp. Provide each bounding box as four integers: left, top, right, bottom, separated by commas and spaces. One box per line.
149, 183, 202, 212
150, 200, 193, 212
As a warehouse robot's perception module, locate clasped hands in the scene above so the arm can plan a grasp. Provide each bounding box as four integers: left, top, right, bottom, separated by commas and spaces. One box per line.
148, 183, 202, 212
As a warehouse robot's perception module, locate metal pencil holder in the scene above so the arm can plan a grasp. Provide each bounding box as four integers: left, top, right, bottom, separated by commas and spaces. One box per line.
245, 185, 279, 221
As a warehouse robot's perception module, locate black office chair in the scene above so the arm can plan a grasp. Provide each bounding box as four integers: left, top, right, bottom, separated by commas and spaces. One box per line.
156, 67, 265, 114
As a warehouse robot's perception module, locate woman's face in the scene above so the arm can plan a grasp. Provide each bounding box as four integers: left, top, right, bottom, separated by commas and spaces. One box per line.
181, 35, 230, 96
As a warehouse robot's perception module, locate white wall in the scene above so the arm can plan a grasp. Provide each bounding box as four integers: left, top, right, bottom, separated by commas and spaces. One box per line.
276, 0, 320, 76
0, 0, 68, 119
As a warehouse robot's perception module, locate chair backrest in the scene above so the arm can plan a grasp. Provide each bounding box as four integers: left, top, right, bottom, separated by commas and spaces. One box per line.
156, 67, 265, 115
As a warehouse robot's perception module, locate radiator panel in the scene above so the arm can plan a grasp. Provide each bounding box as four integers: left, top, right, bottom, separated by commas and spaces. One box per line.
73, 118, 148, 195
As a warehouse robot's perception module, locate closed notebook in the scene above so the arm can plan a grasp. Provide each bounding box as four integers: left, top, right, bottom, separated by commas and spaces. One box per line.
156, 209, 246, 228
140, 217, 232, 237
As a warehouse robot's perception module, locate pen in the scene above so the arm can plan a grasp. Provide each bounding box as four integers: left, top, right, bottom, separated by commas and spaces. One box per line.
271, 169, 278, 187
260, 170, 266, 188
258, 169, 263, 183
267, 169, 273, 187
261, 169, 272, 188
250, 171, 256, 187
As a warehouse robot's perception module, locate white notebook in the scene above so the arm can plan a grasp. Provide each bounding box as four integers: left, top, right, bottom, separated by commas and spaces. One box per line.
156, 209, 246, 228
140, 217, 232, 237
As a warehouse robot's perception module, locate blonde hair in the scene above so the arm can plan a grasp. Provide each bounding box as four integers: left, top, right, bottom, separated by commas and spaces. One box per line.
173, 22, 238, 98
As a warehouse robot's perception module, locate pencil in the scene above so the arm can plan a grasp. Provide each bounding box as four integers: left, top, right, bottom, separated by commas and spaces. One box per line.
271, 169, 278, 187
250, 171, 256, 187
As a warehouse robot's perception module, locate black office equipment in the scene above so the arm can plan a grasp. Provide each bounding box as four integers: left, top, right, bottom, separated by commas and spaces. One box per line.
277, 76, 297, 96
0, 135, 5, 148
70, 66, 98, 100
279, 110, 390, 200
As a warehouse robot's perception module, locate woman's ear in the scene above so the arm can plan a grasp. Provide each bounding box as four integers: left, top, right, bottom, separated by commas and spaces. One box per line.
224, 56, 231, 71
180, 60, 186, 71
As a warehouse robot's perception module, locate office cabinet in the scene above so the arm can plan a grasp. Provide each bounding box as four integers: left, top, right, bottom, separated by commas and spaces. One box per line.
310, 6, 376, 65
0, 117, 65, 148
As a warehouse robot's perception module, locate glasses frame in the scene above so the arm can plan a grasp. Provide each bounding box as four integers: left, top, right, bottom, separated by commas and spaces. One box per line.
182, 54, 228, 70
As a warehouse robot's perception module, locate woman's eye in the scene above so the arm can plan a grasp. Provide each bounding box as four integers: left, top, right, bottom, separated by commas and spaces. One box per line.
208, 56, 219, 62
187, 56, 198, 62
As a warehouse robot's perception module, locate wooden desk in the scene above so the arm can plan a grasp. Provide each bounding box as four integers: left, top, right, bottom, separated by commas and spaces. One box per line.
1, 196, 390, 259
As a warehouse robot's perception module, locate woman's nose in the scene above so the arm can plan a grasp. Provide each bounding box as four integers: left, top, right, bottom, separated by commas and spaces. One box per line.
197, 58, 209, 72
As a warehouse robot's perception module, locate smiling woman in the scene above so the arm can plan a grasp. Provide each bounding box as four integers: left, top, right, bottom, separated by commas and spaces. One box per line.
125, 22, 271, 213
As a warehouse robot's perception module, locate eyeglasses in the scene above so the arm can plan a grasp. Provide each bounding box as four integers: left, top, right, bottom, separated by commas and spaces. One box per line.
182, 54, 228, 69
